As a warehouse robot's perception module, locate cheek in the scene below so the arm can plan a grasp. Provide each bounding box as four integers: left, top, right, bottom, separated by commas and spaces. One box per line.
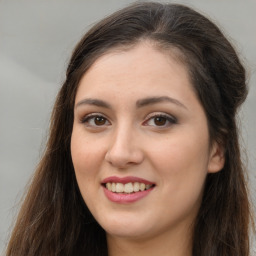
148, 128, 210, 200
150, 131, 209, 173
70, 129, 105, 194
71, 127, 104, 168
149, 137, 209, 222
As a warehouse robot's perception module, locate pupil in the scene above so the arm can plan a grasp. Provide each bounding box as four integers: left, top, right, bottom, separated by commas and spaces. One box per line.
154, 117, 166, 126
95, 117, 106, 125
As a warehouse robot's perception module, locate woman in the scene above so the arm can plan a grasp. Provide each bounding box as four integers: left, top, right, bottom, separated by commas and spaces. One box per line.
6, 2, 254, 256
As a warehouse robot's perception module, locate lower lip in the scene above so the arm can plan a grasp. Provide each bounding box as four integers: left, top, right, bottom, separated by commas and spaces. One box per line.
103, 186, 154, 204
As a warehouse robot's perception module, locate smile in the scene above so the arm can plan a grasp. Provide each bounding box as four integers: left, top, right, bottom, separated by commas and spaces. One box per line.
101, 176, 155, 203
105, 182, 154, 193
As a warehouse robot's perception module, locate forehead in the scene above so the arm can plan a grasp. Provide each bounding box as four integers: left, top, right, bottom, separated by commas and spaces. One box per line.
76, 42, 192, 98
88, 40, 187, 75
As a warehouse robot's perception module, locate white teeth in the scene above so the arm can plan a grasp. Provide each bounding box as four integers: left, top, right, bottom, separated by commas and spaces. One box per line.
111, 183, 116, 192
115, 183, 124, 193
140, 183, 146, 191
106, 183, 112, 190
124, 182, 133, 193
134, 182, 140, 192
105, 182, 153, 193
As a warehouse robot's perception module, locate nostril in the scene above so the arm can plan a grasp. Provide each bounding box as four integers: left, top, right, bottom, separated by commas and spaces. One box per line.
105, 151, 144, 168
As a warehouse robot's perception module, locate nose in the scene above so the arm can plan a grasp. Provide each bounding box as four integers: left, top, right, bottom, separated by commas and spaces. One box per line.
105, 126, 144, 169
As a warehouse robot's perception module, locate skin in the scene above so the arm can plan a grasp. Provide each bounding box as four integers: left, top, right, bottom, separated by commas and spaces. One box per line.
71, 42, 224, 256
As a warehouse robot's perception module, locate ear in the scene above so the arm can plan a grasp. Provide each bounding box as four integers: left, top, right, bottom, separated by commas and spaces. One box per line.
207, 142, 225, 173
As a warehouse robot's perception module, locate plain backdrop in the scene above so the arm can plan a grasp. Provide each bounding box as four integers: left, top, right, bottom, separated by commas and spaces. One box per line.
0, 0, 255, 254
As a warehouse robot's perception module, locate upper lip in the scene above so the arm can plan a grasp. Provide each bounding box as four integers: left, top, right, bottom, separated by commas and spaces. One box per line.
101, 176, 155, 185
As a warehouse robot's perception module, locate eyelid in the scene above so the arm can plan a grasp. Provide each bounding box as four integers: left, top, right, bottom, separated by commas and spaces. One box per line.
145, 112, 176, 120
143, 112, 177, 126
80, 113, 111, 126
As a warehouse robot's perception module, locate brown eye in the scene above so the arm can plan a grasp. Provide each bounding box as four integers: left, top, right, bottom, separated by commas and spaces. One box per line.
154, 116, 167, 126
144, 113, 177, 128
94, 116, 107, 126
81, 115, 110, 127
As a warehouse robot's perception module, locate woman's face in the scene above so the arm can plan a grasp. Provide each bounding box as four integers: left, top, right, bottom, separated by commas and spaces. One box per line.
71, 42, 223, 241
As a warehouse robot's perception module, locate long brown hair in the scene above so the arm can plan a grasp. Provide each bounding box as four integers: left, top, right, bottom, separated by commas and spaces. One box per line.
6, 2, 253, 256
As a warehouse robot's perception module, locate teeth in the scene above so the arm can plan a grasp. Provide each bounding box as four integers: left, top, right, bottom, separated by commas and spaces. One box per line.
134, 182, 140, 192
111, 183, 116, 192
106, 183, 112, 190
145, 184, 151, 189
115, 183, 124, 193
124, 182, 133, 193
140, 183, 145, 191
105, 182, 153, 193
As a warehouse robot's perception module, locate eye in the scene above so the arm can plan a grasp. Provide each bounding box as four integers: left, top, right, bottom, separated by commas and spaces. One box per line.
81, 114, 110, 127
144, 113, 177, 127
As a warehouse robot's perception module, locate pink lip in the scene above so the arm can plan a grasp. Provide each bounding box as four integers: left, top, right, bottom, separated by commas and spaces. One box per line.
101, 176, 155, 204
103, 186, 154, 204
101, 176, 154, 185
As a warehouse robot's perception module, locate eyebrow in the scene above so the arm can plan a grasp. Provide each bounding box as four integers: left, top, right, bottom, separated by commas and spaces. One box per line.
75, 96, 187, 110
75, 98, 112, 109
136, 96, 187, 109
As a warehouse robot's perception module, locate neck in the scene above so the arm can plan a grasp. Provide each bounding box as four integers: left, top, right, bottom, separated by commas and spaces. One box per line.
107, 223, 193, 256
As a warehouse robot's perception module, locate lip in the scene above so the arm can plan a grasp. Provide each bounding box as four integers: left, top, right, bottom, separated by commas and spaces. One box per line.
101, 176, 154, 185
101, 176, 155, 204
103, 186, 154, 204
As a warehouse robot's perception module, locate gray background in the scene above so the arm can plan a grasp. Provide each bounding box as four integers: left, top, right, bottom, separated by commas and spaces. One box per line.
0, 0, 255, 254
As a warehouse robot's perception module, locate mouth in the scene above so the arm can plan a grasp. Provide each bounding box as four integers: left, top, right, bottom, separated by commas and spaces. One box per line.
103, 182, 155, 194
101, 176, 155, 203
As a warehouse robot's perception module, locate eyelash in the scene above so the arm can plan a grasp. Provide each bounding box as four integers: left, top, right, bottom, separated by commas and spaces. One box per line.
143, 113, 177, 127
80, 113, 110, 127
80, 112, 177, 128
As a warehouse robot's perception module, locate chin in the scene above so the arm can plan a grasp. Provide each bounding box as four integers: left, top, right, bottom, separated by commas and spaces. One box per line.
105, 226, 150, 240
97, 214, 152, 239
